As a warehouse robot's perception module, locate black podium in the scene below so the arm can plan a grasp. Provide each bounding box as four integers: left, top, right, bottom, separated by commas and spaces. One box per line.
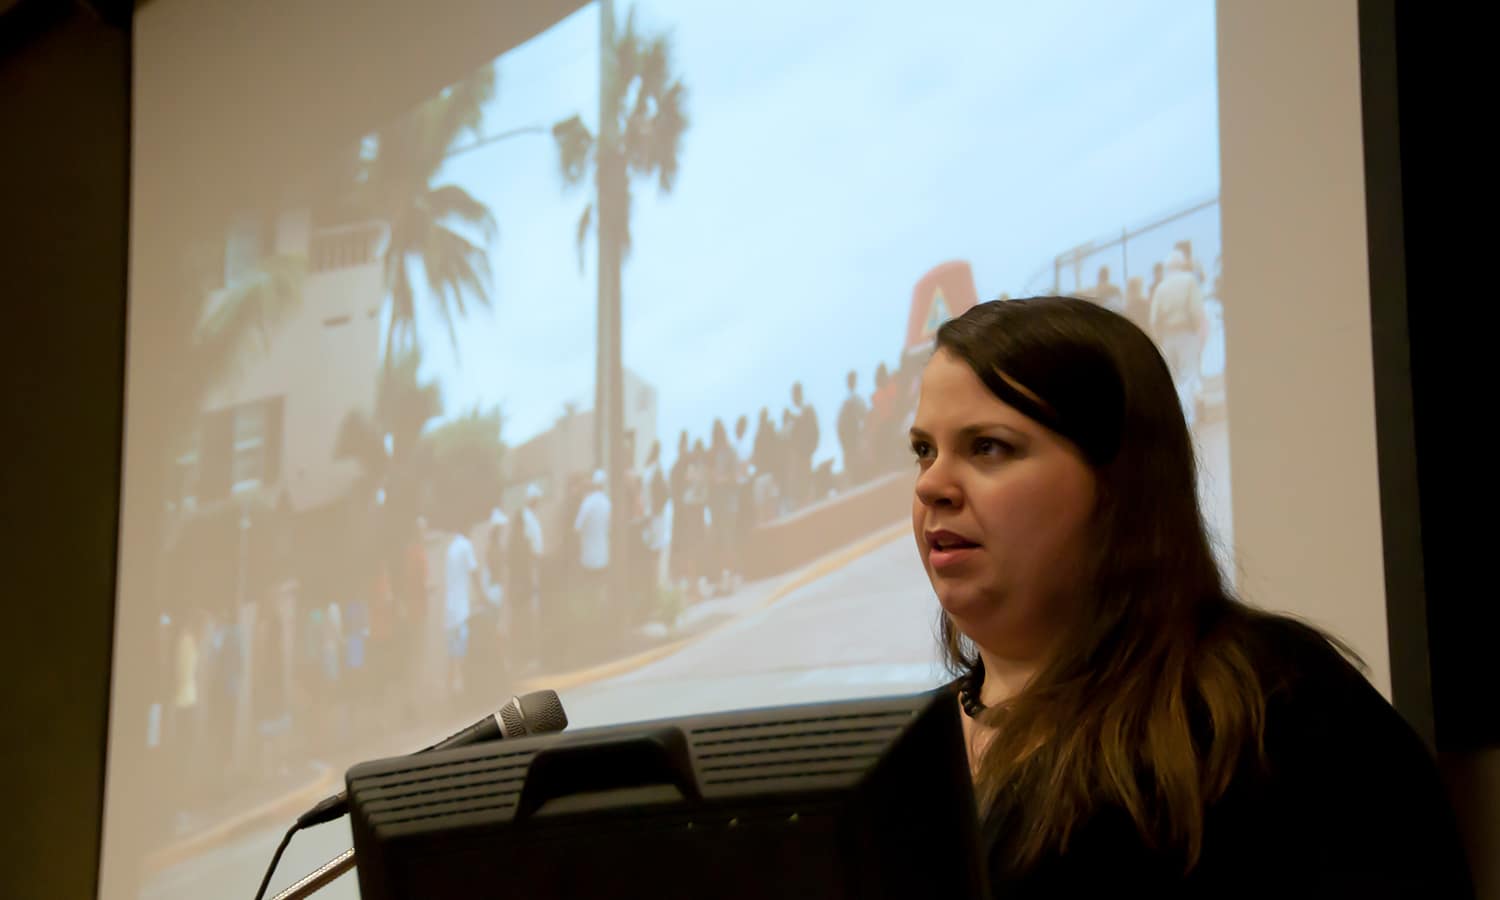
345, 690, 986, 899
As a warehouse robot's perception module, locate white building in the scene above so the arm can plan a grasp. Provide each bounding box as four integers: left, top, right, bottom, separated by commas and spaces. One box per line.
177, 209, 387, 516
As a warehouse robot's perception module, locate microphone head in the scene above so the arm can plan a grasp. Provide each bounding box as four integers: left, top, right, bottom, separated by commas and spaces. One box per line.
499, 689, 569, 738
523, 689, 569, 734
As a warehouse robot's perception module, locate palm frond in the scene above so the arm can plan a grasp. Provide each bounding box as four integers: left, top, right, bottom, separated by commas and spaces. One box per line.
552, 115, 596, 187
420, 225, 492, 357
649, 80, 688, 191
422, 226, 492, 306
367, 123, 423, 202
192, 253, 306, 388
379, 169, 497, 363
384, 252, 417, 359
575, 202, 594, 273
426, 63, 498, 167
377, 347, 444, 454
608, 8, 642, 115
425, 184, 498, 241
618, 27, 686, 192
637, 33, 670, 102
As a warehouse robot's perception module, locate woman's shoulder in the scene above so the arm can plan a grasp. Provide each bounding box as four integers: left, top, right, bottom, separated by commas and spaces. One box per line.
932, 674, 964, 697
1228, 609, 1369, 703
1202, 611, 1473, 895
1209, 610, 1431, 812
1223, 611, 1417, 764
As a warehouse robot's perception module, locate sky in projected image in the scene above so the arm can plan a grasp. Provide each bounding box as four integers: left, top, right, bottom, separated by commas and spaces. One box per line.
402, 0, 1219, 471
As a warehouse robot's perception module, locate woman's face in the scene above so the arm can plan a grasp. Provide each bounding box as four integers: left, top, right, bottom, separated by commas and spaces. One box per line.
910, 350, 1097, 660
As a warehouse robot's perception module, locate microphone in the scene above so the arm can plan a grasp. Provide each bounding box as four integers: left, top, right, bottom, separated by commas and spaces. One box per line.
296, 689, 568, 828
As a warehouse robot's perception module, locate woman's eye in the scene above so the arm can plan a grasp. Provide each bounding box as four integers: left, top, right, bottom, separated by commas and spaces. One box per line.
910, 441, 933, 461
974, 437, 1011, 457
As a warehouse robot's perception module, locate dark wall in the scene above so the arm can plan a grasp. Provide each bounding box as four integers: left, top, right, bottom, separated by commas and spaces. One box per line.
1361, 0, 1433, 746
1361, 1, 1494, 890
1361, 0, 1490, 755
1387, 2, 1489, 755
0, 3, 129, 900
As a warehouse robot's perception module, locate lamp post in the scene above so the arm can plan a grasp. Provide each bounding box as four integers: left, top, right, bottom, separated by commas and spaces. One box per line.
596, 0, 627, 591
231, 501, 252, 771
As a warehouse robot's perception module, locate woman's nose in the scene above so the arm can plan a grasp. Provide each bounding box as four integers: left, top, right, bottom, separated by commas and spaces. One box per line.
914, 455, 962, 508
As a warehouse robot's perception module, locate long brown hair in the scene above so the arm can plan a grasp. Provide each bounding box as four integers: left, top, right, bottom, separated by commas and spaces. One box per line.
934, 297, 1269, 873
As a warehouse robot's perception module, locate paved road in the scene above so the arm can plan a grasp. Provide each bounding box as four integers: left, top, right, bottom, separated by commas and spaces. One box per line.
557, 534, 947, 729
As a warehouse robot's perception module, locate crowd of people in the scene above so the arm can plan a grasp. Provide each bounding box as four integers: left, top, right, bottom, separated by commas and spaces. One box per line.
425, 358, 933, 706
148, 512, 437, 838
645, 366, 924, 600
1077, 238, 1221, 426
455, 374, 896, 678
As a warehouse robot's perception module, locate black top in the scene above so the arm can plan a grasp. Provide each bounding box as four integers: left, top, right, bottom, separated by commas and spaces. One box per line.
976, 616, 1474, 899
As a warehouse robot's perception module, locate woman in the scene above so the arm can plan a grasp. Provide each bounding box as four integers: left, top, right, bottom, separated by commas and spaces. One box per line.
910, 297, 1470, 897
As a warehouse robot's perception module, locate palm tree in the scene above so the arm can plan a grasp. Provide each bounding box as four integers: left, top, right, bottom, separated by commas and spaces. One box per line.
425, 406, 507, 533
334, 346, 444, 595
188, 251, 307, 394
551, 5, 688, 272
335, 346, 444, 525
359, 65, 499, 365
552, 0, 688, 529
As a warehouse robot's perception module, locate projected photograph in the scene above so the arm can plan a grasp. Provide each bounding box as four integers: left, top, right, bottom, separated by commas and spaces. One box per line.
129, 1, 1226, 896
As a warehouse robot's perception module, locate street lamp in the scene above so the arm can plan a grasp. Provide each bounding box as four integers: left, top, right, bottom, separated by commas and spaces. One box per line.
232, 502, 252, 771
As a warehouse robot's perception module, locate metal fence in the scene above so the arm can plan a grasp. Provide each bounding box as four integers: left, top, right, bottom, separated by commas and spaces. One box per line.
1031, 196, 1221, 301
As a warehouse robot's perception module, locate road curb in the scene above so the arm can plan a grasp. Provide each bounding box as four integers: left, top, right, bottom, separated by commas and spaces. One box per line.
142, 762, 340, 876
517, 520, 910, 695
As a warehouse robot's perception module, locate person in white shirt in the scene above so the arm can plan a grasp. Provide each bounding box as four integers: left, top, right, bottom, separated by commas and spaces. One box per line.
732, 415, 754, 473
574, 469, 613, 658
443, 530, 483, 699
1149, 249, 1209, 428
574, 469, 611, 571
522, 485, 545, 557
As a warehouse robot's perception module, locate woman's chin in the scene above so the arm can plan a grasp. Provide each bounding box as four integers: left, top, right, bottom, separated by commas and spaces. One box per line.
932, 578, 992, 619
